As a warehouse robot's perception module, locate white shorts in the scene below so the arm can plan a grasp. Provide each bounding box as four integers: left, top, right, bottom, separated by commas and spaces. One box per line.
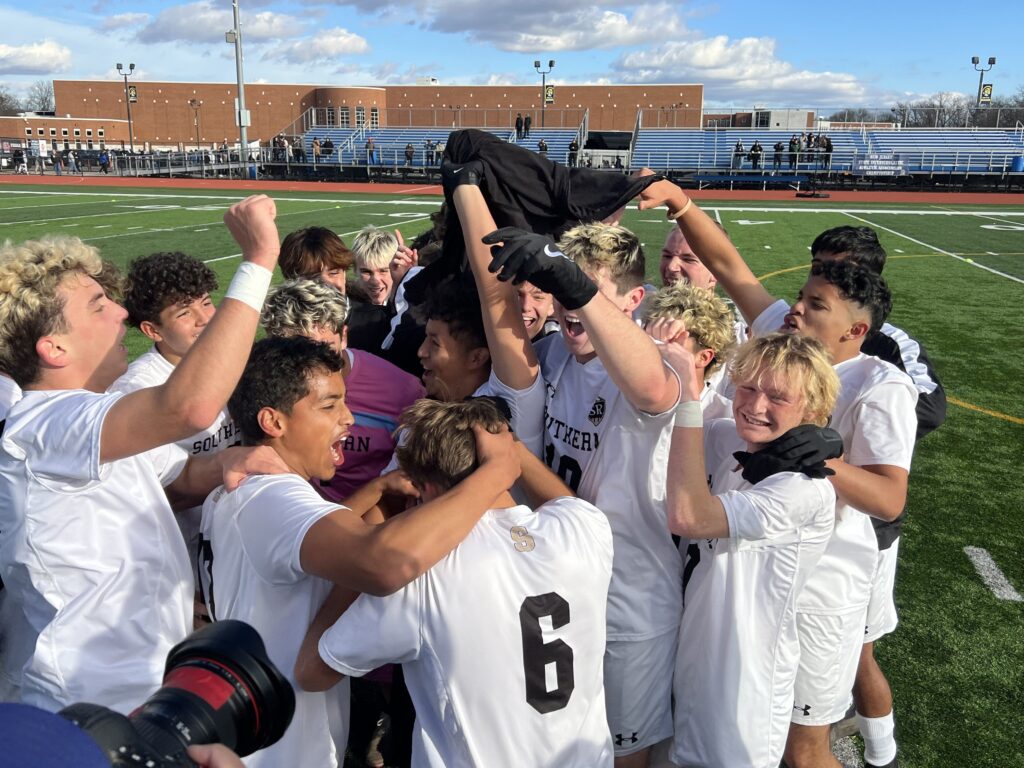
791, 608, 866, 726
864, 538, 900, 643
605, 630, 677, 755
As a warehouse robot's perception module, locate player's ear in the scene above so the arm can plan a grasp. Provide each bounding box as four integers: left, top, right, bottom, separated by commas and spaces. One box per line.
257, 407, 286, 438
843, 317, 871, 344
35, 334, 69, 369
139, 320, 163, 344
695, 347, 716, 370
467, 346, 490, 372
624, 285, 646, 314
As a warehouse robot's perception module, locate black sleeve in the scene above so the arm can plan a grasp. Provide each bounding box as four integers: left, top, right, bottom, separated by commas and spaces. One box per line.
910, 342, 947, 441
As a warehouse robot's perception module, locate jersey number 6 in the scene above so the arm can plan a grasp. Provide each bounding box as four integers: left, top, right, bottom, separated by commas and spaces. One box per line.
519, 592, 574, 714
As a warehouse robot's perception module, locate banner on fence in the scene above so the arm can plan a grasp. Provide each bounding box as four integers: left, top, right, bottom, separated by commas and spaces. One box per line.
853, 153, 906, 176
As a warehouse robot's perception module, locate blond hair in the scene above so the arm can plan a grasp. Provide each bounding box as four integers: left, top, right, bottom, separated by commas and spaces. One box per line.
643, 282, 736, 377
351, 226, 398, 271
558, 222, 644, 294
261, 278, 349, 339
729, 333, 839, 426
395, 398, 508, 492
0, 236, 103, 386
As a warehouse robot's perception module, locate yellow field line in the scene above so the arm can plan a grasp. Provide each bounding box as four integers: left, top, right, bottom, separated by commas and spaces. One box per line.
947, 397, 1024, 425
756, 254, 934, 281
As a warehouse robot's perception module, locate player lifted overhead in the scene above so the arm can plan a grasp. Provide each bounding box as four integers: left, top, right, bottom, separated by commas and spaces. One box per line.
295, 397, 615, 768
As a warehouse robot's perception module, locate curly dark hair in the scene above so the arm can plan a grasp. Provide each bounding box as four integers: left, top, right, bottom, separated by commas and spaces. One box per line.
811, 259, 892, 334
228, 336, 343, 445
811, 226, 887, 275
123, 252, 217, 327
414, 276, 486, 352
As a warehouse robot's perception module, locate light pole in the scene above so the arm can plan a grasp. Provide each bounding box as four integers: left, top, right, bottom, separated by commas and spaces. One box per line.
971, 56, 996, 108
116, 62, 136, 152
188, 99, 202, 151
533, 59, 555, 128
226, 0, 250, 177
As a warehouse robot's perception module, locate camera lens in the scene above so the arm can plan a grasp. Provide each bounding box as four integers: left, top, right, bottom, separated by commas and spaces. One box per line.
130, 619, 295, 758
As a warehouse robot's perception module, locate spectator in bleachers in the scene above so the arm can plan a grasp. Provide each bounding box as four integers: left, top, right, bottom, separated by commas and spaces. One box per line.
322, 138, 335, 161
365, 137, 376, 165
312, 137, 322, 165
524, 114, 532, 138
537, 138, 548, 159
732, 139, 745, 169
773, 140, 785, 172
569, 138, 580, 167
749, 140, 764, 171
788, 134, 799, 169
405, 143, 415, 166
515, 113, 523, 140
822, 135, 834, 170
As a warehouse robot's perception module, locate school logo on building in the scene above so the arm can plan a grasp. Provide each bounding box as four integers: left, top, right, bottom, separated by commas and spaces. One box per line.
588, 397, 606, 426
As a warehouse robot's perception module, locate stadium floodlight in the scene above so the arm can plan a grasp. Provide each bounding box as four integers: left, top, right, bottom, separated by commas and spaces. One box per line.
534, 59, 555, 128
189, 98, 202, 153
971, 55, 997, 109
227, 0, 250, 178
116, 62, 137, 153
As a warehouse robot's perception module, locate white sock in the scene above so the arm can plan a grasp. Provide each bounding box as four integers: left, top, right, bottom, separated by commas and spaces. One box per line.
857, 710, 897, 766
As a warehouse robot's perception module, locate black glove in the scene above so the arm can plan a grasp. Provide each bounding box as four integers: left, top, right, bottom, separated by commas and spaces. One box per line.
482, 227, 598, 311
733, 424, 843, 484
440, 159, 484, 194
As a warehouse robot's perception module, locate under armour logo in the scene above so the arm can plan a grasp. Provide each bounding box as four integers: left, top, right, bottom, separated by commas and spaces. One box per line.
614, 732, 639, 746
793, 704, 812, 717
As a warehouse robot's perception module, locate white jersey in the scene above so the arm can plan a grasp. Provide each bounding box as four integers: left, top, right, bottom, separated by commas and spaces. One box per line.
700, 378, 732, 421
0, 390, 191, 713
535, 335, 681, 640
197, 474, 345, 768
110, 347, 240, 457
752, 301, 918, 613
672, 420, 835, 768
475, 368, 546, 459
110, 347, 240, 576
0, 375, 21, 422
320, 498, 615, 768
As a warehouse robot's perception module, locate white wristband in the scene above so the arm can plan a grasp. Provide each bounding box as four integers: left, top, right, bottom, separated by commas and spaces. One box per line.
224, 262, 273, 312
673, 400, 703, 428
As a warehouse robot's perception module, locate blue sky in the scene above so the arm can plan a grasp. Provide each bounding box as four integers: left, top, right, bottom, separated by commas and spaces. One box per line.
1, 0, 1021, 108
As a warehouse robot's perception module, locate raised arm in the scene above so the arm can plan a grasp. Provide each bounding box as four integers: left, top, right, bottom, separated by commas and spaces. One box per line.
447, 167, 539, 390
659, 335, 730, 539
101, 195, 279, 462
300, 424, 520, 595
637, 177, 776, 325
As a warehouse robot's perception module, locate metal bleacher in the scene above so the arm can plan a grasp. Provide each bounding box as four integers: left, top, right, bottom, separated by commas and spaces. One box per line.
865, 129, 1024, 173
508, 128, 578, 165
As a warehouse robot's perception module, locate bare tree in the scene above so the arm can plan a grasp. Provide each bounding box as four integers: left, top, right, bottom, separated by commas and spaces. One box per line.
891, 92, 972, 128
25, 79, 54, 112
0, 85, 22, 116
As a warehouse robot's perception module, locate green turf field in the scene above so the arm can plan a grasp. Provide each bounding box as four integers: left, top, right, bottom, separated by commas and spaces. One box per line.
2, 184, 1022, 767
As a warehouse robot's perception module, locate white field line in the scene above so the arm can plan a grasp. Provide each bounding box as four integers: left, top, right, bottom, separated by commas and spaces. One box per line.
932, 205, 1023, 227
841, 211, 1024, 285
964, 546, 1024, 602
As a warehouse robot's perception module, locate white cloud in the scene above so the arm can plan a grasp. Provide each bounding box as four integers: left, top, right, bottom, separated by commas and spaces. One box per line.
615, 35, 869, 105
264, 28, 370, 65
0, 40, 72, 75
138, 2, 305, 44
99, 13, 150, 31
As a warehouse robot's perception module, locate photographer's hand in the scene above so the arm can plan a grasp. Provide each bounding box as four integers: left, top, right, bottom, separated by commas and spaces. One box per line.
187, 743, 245, 768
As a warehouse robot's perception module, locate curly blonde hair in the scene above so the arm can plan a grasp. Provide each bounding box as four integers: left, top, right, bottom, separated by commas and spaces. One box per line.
558, 222, 645, 294
0, 236, 103, 386
261, 278, 350, 339
643, 281, 736, 378
729, 333, 840, 426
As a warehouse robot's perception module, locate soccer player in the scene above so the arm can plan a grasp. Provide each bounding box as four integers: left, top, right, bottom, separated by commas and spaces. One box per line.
278, 225, 354, 294
260, 278, 424, 502
658, 331, 840, 768
197, 337, 520, 767
635, 179, 917, 768
660, 227, 717, 290
0, 196, 288, 712
642, 281, 737, 419
464, 206, 682, 764
810, 224, 947, 768
295, 397, 615, 768
109, 252, 241, 602
352, 225, 397, 306
517, 281, 558, 342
